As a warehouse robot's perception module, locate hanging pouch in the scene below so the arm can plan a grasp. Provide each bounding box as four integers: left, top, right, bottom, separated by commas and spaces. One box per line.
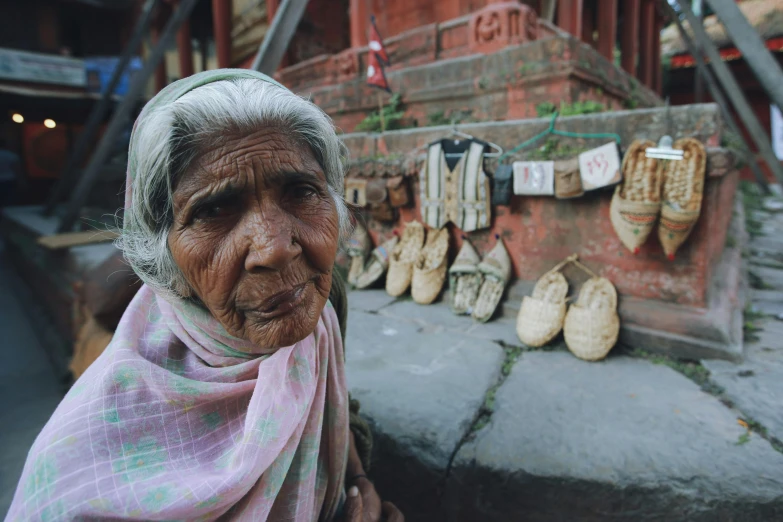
491, 165, 513, 206
554, 158, 584, 199
387, 176, 410, 208
345, 177, 368, 206
366, 178, 388, 206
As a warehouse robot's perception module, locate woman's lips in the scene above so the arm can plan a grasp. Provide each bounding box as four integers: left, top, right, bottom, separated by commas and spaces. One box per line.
245, 281, 311, 320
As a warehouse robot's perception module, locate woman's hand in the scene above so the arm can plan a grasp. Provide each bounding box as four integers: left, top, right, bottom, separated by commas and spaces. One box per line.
342, 431, 404, 522
342, 484, 404, 522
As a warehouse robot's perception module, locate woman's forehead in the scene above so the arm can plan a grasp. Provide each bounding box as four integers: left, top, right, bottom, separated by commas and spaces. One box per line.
174, 129, 324, 197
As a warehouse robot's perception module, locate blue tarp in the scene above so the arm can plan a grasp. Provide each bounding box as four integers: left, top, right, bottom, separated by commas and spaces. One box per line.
84, 56, 143, 96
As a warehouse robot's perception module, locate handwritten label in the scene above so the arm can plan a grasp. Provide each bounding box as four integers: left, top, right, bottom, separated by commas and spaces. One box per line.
513, 161, 555, 195
578, 142, 621, 190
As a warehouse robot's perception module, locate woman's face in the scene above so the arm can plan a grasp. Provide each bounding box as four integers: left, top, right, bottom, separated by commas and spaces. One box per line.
168, 127, 340, 351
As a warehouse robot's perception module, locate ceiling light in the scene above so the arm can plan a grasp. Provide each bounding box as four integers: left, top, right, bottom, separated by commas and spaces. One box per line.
44, 119, 56, 129
11, 113, 23, 123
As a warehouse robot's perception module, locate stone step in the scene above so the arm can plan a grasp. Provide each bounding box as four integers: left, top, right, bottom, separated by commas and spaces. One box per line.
345, 290, 783, 521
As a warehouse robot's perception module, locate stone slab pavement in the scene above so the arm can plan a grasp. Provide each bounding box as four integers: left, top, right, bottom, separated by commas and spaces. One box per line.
0, 243, 64, 517
345, 195, 783, 522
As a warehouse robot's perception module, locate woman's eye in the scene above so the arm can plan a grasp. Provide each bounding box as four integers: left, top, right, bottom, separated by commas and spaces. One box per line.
290, 184, 318, 200
194, 203, 234, 221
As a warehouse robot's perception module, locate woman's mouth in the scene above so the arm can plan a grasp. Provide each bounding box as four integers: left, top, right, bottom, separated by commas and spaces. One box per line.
247, 281, 311, 320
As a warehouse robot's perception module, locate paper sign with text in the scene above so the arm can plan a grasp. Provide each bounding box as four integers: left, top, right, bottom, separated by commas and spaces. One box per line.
578, 142, 622, 191
513, 161, 555, 196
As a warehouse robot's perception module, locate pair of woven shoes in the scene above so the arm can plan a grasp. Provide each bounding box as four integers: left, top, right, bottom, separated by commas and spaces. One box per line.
516, 254, 619, 361
610, 138, 707, 260
448, 235, 512, 323
386, 221, 450, 305
346, 221, 400, 290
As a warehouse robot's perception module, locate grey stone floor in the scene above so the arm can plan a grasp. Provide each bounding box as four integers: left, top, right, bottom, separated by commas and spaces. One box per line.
0, 243, 64, 517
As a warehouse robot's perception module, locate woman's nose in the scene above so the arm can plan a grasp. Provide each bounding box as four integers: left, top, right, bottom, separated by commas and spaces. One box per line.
243, 210, 302, 272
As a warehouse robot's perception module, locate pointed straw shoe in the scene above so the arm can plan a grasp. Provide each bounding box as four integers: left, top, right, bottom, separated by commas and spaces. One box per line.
386, 221, 425, 297
355, 235, 399, 289
472, 236, 512, 323
412, 227, 450, 305
564, 270, 620, 361
657, 138, 707, 260
609, 140, 663, 254
449, 238, 482, 315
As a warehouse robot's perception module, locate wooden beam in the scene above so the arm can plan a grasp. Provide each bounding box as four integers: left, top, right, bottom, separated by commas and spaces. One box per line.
638, 0, 656, 88
620, 0, 640, 75
176, 0, 194, 78
38, 230, 120, 250
557, 0, 584, 40
596, 0, 617, 60
211, 0, 232, 68
350, 0, 368, 48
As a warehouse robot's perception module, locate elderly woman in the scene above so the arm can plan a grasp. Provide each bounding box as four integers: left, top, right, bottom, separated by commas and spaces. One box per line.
8, 70, 402, 522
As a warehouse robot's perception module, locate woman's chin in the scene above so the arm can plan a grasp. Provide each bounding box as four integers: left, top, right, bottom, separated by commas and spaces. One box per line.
242, 292, 326, 350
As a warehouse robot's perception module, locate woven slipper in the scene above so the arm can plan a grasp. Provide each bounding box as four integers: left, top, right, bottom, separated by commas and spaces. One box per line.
386, 221, 425, 297
609, 140, 663, 254
412, 227, 450, 305
472, 235, 512, 323
449, 237, 483, 315
516, 256, 572, 347
562, 258, 619, 361
354, 235, 399, 289
658, 138, 707, 260
346, 221, 372, 287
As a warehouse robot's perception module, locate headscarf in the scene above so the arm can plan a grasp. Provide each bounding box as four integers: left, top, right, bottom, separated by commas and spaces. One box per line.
6, 70, 349, 521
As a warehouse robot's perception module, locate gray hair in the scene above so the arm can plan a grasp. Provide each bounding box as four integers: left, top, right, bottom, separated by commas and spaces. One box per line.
119, 78, 350, 299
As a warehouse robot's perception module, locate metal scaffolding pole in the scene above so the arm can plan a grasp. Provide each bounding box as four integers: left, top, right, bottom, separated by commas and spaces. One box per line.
45, 0, 159, 215
57, 0, 199, 233
659, 0, 768, 192
675, 0, 783, 185
250, 0, 309, 74
705, 0, 783, 112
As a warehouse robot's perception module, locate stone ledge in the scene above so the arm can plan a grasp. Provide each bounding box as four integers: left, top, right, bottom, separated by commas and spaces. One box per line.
445, 352, 783, 521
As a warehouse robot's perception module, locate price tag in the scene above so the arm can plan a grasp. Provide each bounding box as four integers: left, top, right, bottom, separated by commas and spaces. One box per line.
512, 161, 555, 195
578, 142, 621, 191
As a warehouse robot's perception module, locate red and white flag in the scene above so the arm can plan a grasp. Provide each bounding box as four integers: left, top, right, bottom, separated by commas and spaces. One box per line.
368, 15, 390, 65
366, 50, 390, 92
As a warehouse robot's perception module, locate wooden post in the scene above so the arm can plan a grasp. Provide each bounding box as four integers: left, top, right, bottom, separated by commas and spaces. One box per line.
581, 0, 595, 45
620, 0, 640, 75
211, 0, 232, 68
377, 92, 386, 133
176, 0, 195, 78
151, 17, 168, 92
350, 0, 368, 48
557, 0, 584, 40
638, 0, 656, 88
652, 9, 663, 95
596, 0, 617, 61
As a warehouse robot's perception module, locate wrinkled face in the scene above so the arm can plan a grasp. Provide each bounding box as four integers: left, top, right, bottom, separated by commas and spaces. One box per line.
168, 127, 340, 351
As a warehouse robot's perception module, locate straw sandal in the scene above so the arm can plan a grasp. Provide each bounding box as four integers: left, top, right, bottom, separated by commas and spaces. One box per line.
449, 237, 483, 315
516, 255, 572, 347
472, 235, 512, 323
346, 221, 372, 288
386, 221, 425, 297
412, 227, 450, 305
354, 235, 399, 289
563, 258, 620, 361
609, 140, 663, 254
658, 138, 707, 260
